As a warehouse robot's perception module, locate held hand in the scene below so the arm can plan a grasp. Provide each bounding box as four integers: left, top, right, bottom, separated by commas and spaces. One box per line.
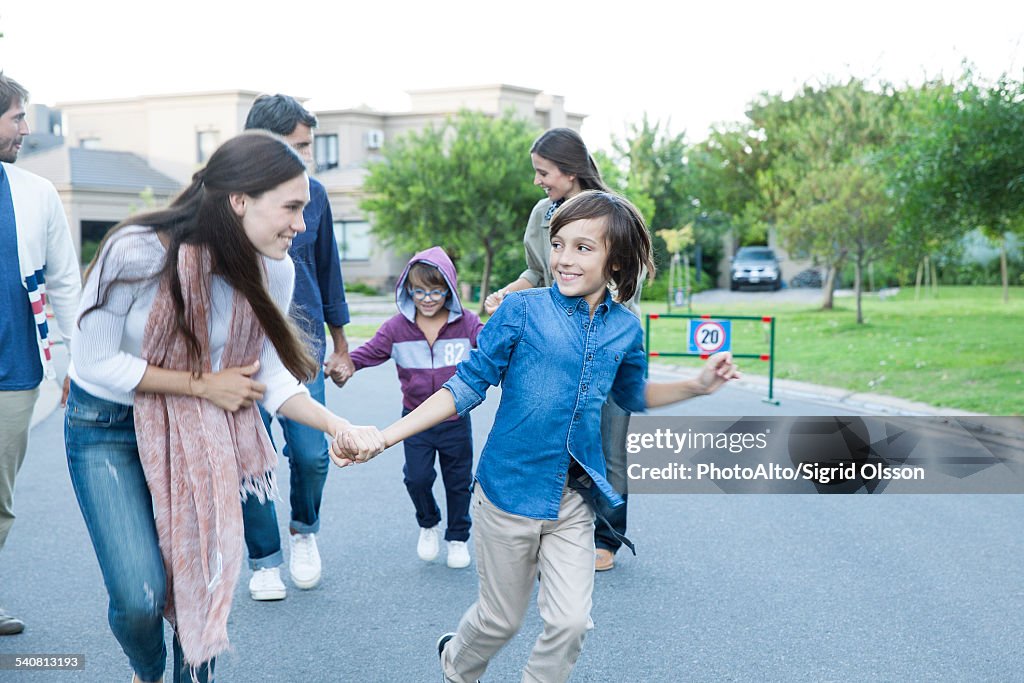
330, 425, 386, 466
329, 428, 368, 467
329, 435, 357, 468
324, 350, 355, 387
193, 361, 266, 412
696, 352, 741, 395
483, 289, 506, 315
347, 425, 387, 462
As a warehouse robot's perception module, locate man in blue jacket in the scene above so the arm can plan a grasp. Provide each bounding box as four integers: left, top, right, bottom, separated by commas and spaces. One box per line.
242, 94, 353, 600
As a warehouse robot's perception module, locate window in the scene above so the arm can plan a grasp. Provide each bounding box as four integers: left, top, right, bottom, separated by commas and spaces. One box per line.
196, 130, 220, 164
49, 109, 64, 136
315, 134, 339, 172
80, 220, 117, 264
333, 221, 371, 261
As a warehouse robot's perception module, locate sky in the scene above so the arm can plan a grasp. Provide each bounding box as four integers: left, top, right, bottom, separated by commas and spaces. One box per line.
2, 0, 1022, 151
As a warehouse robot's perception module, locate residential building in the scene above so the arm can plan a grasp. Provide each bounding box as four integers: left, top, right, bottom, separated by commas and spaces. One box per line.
19, 84, 583, 288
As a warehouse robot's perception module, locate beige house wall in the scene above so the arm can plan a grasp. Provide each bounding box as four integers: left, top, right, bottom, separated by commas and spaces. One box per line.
309, 84, 583, 288
48, 84, 581, 283
58, 91, 260, 184
318, 167, 407, 288
54, 187, 177, 258
59, 101, 150, 158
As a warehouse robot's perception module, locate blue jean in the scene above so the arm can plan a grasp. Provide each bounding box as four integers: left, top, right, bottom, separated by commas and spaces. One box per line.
242, 369, 329, 569
64, 382, 213, 683
595, 397, 630, 553
402, 412, 473, 542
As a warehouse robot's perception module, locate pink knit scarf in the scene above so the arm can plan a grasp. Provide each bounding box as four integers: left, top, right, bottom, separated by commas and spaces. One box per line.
134, 244, 278, 669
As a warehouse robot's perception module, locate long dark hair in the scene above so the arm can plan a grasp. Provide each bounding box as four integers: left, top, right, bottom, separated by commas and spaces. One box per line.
81, 131, 317, 382
530, 128, 609, 192
549, 190, 655, 304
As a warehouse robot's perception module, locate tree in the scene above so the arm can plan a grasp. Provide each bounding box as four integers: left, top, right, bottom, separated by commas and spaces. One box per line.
894, 69, 1024, 302
611, 116, 700, 272
608, 116, 732, 288
776, 160, 893, 323
686, 121, 773, 247
360, 110, 541, 309
657, 225, 695, 307
748, 79, 900, 308
886, 79, 974, 296
592, 149, 655, 225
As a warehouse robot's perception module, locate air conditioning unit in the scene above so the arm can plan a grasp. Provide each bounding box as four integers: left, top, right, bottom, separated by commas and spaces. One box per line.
365, 129, 384, 150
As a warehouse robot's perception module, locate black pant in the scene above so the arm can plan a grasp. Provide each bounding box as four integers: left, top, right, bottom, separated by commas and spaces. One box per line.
596, 397, 630, 553
402, 412, 473, 542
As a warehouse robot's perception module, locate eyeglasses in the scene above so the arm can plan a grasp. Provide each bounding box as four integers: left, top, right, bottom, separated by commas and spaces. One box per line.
410, 288, 448, 301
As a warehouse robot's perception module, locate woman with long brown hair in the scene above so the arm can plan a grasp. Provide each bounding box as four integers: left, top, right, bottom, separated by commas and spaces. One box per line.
64, 131, 382, 683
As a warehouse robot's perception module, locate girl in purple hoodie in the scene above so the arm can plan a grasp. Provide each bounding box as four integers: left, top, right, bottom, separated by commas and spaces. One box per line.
348, 247, 483, 569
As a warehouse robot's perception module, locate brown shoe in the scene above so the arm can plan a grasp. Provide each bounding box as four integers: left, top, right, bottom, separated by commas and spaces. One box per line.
595, 548, 615, 572
0, 608, 24, 635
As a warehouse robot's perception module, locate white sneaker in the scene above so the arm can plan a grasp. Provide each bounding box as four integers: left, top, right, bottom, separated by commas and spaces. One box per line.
447, 540, 471, 569
249, 567, 286, 601
289, 533, 322, 589
417, 525, 441, 561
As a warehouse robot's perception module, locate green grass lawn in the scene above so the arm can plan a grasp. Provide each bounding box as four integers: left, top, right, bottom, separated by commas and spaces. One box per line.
643, 287, 1023, 415
342, 287, 1022, 415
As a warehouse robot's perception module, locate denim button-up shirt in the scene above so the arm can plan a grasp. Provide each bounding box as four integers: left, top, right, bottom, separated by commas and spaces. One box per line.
443, 285, 647, 520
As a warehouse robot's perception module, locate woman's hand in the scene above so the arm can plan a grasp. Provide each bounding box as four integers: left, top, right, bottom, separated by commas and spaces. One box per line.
483, 288, 507, 315
191, 361, 266, 411
329, 425, 386, 467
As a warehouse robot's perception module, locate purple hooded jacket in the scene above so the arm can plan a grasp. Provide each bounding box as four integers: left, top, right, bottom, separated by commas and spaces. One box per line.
350, 246, 483, 414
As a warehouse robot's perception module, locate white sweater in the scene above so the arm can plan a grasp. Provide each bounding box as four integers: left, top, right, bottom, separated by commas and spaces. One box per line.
69, 226, 308, 413
4, 161, 82, 378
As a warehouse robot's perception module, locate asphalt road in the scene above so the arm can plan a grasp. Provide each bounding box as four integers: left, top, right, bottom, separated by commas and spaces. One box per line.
1, 354, 1022, 681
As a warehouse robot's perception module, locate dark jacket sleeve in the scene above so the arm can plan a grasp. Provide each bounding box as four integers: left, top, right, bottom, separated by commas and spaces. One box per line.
465, 311, 485, 348
314, 191, 350, 327
349, 318, 397, 370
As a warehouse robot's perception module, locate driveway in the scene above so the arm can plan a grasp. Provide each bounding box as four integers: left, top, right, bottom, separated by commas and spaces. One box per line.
688, 286, 899, 306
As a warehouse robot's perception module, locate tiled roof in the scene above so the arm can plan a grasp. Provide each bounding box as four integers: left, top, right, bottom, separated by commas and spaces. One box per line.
20, 133, 65, 157
16, 145, 182, 193
69, 148, 182, 192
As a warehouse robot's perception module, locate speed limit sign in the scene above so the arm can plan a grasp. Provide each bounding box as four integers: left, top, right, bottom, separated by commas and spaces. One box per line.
687, 319, 731, 354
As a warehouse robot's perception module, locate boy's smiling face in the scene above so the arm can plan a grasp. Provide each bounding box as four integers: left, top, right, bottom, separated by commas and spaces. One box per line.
549, 216, 612, 311
408, 272, 449, 318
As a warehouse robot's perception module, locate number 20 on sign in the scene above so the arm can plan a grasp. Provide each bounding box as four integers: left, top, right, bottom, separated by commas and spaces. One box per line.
687, 319, 731, 355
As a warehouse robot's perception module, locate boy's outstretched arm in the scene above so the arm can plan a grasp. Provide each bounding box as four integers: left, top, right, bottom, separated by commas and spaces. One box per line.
383, 389, 458, 447
329, 388, 458, 465
645, 352, 741, 408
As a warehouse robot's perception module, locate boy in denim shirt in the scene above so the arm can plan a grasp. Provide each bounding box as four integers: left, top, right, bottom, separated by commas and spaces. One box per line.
334, 193, 740, 682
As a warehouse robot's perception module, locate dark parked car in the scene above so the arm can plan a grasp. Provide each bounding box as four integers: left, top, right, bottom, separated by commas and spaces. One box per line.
730, 246, 782, 290
789, 268, 823, 288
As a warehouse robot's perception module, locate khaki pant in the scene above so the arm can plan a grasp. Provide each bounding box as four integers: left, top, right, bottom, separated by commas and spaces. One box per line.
0, 387, 39, 552
442, 484, 596, 683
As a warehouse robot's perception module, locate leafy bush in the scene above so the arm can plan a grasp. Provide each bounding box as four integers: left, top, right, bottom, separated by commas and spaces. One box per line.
938, 259, 1024, 286
344, 281, 381, 296
642, 268, 714, 303
80, 239, 101, 266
